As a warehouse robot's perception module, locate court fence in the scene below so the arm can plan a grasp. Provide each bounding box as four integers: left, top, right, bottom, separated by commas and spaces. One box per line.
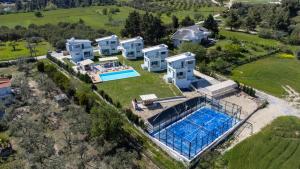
146, 95, 242, 160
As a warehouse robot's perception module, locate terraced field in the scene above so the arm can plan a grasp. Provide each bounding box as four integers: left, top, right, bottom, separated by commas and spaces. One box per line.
224, 116, 300, 169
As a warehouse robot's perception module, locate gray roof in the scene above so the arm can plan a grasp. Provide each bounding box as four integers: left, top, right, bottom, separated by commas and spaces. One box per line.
171, 25, 209, 40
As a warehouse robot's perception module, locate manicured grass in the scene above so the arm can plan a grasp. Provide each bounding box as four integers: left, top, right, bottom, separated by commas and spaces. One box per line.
224, 116, 300, 169
0, 6, 138, 35
96, 55, 182, 107
231, 54, 300, 97
0, 40, 52, 61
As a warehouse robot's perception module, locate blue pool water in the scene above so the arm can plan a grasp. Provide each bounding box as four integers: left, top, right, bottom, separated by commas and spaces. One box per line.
99, 69, 140, 81
153, 107, 236, 159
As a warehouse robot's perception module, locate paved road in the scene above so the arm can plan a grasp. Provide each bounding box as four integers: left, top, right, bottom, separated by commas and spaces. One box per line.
256, 90, 300, 117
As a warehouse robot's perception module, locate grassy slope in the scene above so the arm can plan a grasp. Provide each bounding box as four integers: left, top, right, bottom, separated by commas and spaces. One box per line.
220, 30, 281, 47
0, 6, 137, 35
231, 55, 300, 97
44, 59, 185, 169
0, 41, 52, 61
97, 55, 182, 107
224, 116, 300, 169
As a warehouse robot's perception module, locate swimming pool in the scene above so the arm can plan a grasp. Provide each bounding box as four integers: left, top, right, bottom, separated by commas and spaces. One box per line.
99, 69, 140, 81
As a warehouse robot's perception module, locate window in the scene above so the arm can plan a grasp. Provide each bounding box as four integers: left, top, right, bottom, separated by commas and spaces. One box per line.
161, 60, 165, 62
187, 60, 194, 65
111, 41, 116, 44
181, 61, 184, 68
161, 51, 166, 55
151, 61, 159, 66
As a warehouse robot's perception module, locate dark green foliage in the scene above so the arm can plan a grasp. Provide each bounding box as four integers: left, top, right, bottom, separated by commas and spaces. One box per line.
180, 16, 195, 27
121, 11, 165, 45
121, 11, 141, 37
124, 108, 144, 126
47, 54, 92, 83
203, 14, 219, 35
37, 61, 45, 72
171, 15, 179, 29
179, 42, 206, 63
34, 11, 43, 17
0, 22, 112, 50
237, 82, 256, 97
91, 105, 123, 140
225, 9, 242, 30
14, 0, 116, 11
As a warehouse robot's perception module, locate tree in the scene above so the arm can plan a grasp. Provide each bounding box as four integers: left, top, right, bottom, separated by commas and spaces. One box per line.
179, 42, 206, 63
37, 62, 45, 72
244, 16, 256, 31
91, 105, 123, 140
180, 16, 195, 27
8, 41, 18, 51
225, 10, 242, 30
203, 14, 219, 35
141, 13, 165, 44
34, 11, 43, 17
121, 11, 141, 37
172, 15, 179, 29
102, 8, 108, 15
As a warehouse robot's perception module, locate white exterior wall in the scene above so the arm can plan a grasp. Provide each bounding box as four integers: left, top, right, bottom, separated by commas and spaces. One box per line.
142, 45, 168, 72
66, 39, 94, 63
166, 53, 195, 88
96, 36, 119, 56
119, 37, 144, 59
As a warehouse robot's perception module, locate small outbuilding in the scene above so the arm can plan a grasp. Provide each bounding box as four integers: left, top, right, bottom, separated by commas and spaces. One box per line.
199, 80, 237, 98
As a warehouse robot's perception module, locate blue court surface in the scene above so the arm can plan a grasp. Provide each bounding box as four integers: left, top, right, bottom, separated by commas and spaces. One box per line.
153, 107, 236, 159
99, 69, 140, 81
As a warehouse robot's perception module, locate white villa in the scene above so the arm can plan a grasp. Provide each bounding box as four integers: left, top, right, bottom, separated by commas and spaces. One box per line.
171, 25, 211, 48
141, 44, 168, 72
66, 37, 94, 63
118, 36, 144, 59
96, 35, 119, 56
165, 52, 196, 88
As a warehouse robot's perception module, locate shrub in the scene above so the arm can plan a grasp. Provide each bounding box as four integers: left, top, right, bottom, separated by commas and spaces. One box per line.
34, 11, 43, 17
37, 61, 45, 72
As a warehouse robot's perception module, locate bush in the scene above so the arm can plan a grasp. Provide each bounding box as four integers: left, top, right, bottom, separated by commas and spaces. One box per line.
34, 11, 43, 17
37, 62, 45, 72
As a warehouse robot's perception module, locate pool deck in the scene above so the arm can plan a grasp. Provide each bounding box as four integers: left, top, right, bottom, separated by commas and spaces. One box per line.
89, 66, 135, 83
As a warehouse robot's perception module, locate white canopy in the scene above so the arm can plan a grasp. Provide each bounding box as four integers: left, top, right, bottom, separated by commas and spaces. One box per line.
98, 56, 119, 63
78, 59, 94, 66
140, 94, 158, 101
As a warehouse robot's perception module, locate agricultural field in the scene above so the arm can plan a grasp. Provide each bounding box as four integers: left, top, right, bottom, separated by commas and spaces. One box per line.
219, 30, 281, 48
224, 116, 300, 169
0, 6, 138, 34
232, 0, 281, 4
0, 40, 52, 61
231, 54, 300, 97
0, 5, 224, 35
97, 55, 182, 107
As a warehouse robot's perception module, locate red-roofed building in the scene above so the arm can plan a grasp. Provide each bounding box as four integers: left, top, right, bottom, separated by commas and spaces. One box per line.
0, 78, 12, 105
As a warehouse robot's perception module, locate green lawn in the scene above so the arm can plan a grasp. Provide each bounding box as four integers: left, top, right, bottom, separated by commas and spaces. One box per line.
224, 116, 300, 169
231, 54, 300, 97
0, 40, 52, 61
0, 6, 138, 35
96, 55, 182, 107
